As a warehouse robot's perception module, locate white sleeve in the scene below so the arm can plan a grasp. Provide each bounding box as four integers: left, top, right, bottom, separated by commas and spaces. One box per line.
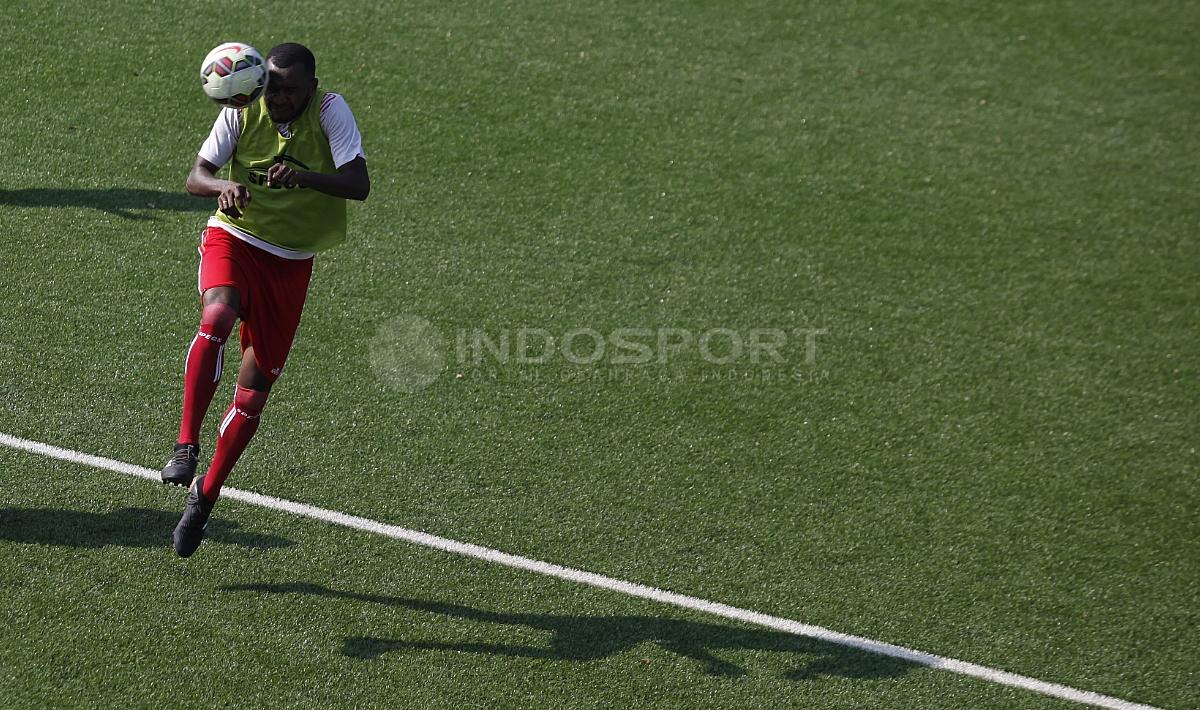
198, 108, 241, 168
319, 93, 365, 168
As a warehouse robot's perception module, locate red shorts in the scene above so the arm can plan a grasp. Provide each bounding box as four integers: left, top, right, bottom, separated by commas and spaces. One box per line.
197, 226, 314, 382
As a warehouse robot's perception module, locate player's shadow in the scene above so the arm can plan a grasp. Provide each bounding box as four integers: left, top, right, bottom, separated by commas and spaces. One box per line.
0, 507, 294, 551
224, 582, 915, 682
0, 188, 210, 220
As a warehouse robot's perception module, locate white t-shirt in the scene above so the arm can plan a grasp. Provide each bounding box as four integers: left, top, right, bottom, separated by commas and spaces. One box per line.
197, 93, 365, 258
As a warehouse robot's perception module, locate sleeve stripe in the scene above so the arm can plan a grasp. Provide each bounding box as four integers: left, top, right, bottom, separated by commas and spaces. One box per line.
317, 92, 365, 168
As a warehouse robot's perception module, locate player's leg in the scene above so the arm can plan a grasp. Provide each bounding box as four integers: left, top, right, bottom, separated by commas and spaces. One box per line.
163, 227, 249, 486
173, 246, 311, 557
202, 349, 272, 501
173, 348, 270, 558
180, 287, 241, 439
162, 288, 241, 486
202, 253, 310, 504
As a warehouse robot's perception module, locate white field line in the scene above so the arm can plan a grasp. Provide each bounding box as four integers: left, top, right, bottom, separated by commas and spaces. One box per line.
0, 431, 1160, 710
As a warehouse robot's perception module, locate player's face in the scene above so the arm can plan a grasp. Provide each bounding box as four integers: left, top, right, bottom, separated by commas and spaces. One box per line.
264, 60, 317, 124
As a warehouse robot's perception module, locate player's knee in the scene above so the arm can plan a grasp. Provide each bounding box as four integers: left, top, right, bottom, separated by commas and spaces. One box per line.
199, 302, 238, 341
237, 349, 276, 392
234, 384, 269, 417
202, 286, 240, 311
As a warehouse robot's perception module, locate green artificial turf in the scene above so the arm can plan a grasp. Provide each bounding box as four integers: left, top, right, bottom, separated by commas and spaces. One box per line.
1, 1, 1196, 707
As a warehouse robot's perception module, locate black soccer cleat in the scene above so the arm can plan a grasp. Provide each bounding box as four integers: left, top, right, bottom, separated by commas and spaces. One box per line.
173, 475, 216, 558
161, 443, 200, 487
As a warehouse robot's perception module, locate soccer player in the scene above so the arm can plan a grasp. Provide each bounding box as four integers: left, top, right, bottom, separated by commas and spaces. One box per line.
162, 42, 369, 557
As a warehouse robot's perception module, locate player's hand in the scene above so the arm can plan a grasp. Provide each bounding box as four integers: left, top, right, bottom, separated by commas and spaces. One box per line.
266, 162, 301, 188
217, 183, 251, 217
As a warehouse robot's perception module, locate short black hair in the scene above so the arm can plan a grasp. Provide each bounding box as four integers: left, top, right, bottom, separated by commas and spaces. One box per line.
266, 42, 316, 76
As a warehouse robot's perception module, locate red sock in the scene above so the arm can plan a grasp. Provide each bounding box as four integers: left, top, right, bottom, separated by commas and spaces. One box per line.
202, 385, 269, 502
177, 302, 237, 445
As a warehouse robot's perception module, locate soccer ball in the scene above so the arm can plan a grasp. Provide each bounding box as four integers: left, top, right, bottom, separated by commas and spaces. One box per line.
199, 42, 267, 108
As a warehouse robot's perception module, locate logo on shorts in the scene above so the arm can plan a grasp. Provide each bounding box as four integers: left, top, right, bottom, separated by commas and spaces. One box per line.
270, 367, 282, 376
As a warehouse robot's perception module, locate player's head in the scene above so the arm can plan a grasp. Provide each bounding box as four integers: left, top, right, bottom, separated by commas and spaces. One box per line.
264, 43, 318, 123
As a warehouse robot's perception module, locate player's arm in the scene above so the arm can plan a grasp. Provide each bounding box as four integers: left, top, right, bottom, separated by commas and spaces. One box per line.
187, 156, 251, 217
266, 156, 370, 201
188, 107, 247, 216
266, 94, 370, 200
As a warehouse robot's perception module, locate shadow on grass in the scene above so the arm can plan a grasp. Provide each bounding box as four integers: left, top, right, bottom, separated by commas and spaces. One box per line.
0, 507, 294, 551
0, 188, 211, 220
224, 582, 915, 682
